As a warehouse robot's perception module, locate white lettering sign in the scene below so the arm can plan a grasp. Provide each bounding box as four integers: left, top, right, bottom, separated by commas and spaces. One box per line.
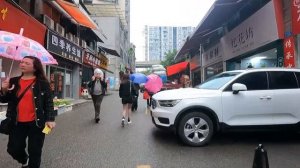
52, 35, 58, 46
221, 1, 279, 61
294, 0, 300, 22
202, 43, 223, 66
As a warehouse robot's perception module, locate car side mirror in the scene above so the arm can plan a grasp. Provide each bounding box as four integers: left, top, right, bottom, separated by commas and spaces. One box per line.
232, 83, 247, 94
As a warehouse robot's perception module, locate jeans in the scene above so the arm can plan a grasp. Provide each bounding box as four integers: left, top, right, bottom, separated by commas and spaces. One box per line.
91, 95, 104, 119
7, 121, 45, 168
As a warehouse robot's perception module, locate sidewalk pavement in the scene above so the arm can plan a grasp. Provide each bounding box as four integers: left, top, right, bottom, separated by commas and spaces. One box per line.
0, 92, 114, 121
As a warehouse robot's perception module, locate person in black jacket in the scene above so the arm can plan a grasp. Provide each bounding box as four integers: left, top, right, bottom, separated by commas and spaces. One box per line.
88, 68, 106, 123
131, 83, 140, 111
0, 56, 55, 168
119, 74, 136, 127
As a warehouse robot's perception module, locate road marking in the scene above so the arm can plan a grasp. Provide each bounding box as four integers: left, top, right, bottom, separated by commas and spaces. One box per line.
137, 165, 151, 168
145, 107, 149, 114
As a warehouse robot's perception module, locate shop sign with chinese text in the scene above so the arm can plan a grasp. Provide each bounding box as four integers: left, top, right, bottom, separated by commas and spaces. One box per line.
221, 1, 279, 61
284, 36, 296, 68
202, 43, 223, 67
83, 51, 101, 67
0, 1, 46, 44
46, 30, 82, 63
99, 53, 108, 70
292, 0, 300, 35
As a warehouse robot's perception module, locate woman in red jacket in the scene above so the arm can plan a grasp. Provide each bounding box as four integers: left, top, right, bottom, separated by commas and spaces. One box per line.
1, 56, 56, 168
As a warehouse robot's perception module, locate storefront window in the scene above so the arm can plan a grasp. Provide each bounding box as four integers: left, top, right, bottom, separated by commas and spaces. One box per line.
192, 70, 201, 86
241, 48, 277, 69
205, 62, 223, 80
227, 48, 278, 70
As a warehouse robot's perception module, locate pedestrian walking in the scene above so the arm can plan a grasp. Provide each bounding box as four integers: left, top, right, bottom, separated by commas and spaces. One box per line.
119, 74, 137, 127
88, 68, 106, 123
0, 56, 56, 168
131, 83, 140, 111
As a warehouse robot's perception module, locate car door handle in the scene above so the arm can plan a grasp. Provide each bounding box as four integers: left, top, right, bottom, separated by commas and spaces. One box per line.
259, 96, 272, 100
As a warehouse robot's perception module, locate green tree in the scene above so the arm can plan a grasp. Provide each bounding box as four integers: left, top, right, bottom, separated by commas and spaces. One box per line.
161, 49, 177, 67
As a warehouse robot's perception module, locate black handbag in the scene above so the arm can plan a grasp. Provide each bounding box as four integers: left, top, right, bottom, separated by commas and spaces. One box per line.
0, 79, 35, 135
0, 117, 13, 135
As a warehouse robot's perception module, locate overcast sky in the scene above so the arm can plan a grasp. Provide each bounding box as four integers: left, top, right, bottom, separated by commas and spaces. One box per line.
130, 0, 215, 61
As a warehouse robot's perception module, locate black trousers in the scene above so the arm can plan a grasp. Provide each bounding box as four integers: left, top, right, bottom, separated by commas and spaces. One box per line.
7, 121, 45, 168
91, 95, 104, 119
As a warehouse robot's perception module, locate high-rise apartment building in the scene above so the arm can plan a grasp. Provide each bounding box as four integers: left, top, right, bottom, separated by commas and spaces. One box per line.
145, 26, 194, 61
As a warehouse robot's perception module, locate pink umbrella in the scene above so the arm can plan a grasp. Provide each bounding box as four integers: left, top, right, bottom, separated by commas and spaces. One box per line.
145, 74, 163, 93
0, 29, 58, 76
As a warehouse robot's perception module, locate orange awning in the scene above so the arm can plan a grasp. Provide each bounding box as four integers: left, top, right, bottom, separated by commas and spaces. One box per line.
56, 0, 97, 29
166, 61, 189, 76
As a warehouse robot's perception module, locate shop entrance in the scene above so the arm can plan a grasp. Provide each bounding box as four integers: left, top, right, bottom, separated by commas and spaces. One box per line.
49, 67, 72, 98
65, 71, 72, 98
50, 67, 64, 98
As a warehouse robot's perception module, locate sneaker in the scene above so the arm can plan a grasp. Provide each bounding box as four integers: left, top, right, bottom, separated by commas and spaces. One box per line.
21, 158, 29, 168
95, 118, 100, 123
128, 118, 132, 124
121, 117, 125, 127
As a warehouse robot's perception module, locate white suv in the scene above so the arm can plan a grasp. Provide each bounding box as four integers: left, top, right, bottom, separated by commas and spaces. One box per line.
151, 68, 300, 146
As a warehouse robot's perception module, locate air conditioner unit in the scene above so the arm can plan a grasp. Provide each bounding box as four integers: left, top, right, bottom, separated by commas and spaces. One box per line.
66, 33, 73, 41
42, 14, 54, 30
73, 37, 80, 45
81, 40, 87, 48
55, 23, 65, 36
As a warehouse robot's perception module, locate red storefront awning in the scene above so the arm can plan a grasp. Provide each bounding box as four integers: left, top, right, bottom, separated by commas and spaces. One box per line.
56, 0, 97, 29
0, 1, 46, 45
166, 61, 189, 76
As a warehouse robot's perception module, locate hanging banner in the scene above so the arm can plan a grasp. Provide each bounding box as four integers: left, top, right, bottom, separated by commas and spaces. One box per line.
292, 0, 300, 35
283, 36, 296, 68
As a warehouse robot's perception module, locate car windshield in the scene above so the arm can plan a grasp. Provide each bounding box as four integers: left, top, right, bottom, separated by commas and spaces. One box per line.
196, 72, 241, 90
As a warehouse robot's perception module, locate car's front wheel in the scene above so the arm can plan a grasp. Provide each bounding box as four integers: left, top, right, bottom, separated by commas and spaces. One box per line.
177, 112, 214, 146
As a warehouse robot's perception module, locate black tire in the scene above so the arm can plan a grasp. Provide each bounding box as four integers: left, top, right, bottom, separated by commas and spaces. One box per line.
177, 112, 214, 147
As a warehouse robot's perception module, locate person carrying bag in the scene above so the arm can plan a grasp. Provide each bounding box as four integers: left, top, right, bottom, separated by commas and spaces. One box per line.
0, 79, 35, 135
0, 56, 56, 168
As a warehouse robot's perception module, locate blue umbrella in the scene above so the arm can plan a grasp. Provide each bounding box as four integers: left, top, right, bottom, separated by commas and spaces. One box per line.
159, 74, 167, 83
130, 73, 148, 84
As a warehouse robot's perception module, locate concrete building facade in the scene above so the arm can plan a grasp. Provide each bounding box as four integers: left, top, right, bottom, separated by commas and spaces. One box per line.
85, 0, 133, 89
145, 26, 194, 61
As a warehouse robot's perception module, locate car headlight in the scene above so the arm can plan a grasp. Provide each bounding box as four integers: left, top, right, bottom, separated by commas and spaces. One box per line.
152, 99, 157, 109
158, 100, 181, 107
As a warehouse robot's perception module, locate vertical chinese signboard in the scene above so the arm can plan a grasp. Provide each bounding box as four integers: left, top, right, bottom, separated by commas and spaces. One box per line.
292, 0, 300, 35
50, 73, 55, 91
284, 37, 296, 68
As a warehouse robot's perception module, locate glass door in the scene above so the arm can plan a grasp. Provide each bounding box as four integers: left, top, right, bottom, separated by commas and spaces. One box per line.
65, 71, 72, 98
